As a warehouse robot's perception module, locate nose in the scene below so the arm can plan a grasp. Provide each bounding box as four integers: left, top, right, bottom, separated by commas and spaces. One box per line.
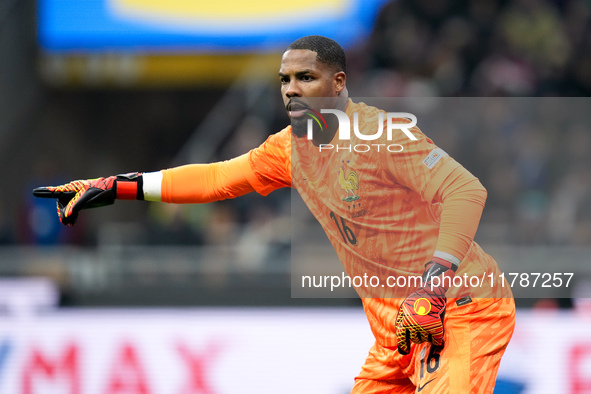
285, 81, 301, 98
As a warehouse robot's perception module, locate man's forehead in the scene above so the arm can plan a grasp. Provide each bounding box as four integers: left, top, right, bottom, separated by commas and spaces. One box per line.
280, 49, 321, 72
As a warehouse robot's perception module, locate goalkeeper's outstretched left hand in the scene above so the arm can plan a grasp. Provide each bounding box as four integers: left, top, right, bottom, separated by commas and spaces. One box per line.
395, 258, 457, 355
32, 173, 142, 226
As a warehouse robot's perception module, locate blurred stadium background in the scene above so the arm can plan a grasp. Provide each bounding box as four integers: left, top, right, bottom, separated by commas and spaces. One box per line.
1, 0, 591, 392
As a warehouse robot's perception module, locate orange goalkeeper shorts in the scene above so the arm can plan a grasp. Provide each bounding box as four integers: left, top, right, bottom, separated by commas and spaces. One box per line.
352, 297, 516, 394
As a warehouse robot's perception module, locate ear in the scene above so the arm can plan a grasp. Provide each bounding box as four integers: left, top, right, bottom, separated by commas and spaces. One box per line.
334, 71, 346, 94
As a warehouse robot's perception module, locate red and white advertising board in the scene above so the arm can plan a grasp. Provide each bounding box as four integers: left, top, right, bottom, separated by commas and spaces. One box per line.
0, 307, 589, 393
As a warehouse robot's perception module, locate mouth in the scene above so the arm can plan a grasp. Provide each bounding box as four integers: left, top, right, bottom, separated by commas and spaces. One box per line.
286, 101, 309, 118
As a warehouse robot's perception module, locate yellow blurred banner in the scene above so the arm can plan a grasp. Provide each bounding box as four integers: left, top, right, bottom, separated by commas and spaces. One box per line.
112, 0, 346, 22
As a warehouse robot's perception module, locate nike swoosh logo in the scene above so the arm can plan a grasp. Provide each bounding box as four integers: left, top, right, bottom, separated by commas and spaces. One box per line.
417, 378, 436, 392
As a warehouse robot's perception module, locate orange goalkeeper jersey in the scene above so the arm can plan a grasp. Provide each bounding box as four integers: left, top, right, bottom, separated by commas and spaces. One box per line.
162, 99, 510, 348
239, 100, 509, 347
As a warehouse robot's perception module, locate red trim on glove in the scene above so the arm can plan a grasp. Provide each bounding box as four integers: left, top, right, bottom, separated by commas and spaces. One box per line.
116, 181, 138, 200
430, 256, 457, 272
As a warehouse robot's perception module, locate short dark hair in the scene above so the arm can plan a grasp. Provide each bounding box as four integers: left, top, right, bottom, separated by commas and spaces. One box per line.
286, 35, 347, 74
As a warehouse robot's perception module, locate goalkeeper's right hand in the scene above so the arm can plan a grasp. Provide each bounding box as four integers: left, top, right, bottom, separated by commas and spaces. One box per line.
394, 257, 457, 355
32, 173, 143, 226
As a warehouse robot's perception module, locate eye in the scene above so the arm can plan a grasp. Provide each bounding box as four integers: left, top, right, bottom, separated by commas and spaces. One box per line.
301, 75, 313, 81
280, 76, 289, 84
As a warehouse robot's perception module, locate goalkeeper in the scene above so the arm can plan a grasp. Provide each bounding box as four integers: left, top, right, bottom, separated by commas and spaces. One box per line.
34, 36, 515, 393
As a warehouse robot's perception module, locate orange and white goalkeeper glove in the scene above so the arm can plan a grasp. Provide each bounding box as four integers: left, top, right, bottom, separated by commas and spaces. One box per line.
32, 173, 143, 226
395, 257, 457, 355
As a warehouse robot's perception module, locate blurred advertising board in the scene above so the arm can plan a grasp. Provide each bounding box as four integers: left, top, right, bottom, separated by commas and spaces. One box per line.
0, 308, 374, 393
0, 307, 589, 393
496, 309, 591, 394
0, 279, 586, 393
38, 0, 388, 53
37, 0, 388, 86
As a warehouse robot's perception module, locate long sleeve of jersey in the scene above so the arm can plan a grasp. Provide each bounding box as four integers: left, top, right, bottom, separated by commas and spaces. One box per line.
382, 118, 486, 266
157, 128, 292, 203
433, 166, 487, 263
160, 154, 255, 203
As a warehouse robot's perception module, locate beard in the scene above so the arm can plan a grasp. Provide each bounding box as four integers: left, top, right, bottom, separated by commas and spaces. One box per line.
290, 115, 309, 138
290, 112, 336, 146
